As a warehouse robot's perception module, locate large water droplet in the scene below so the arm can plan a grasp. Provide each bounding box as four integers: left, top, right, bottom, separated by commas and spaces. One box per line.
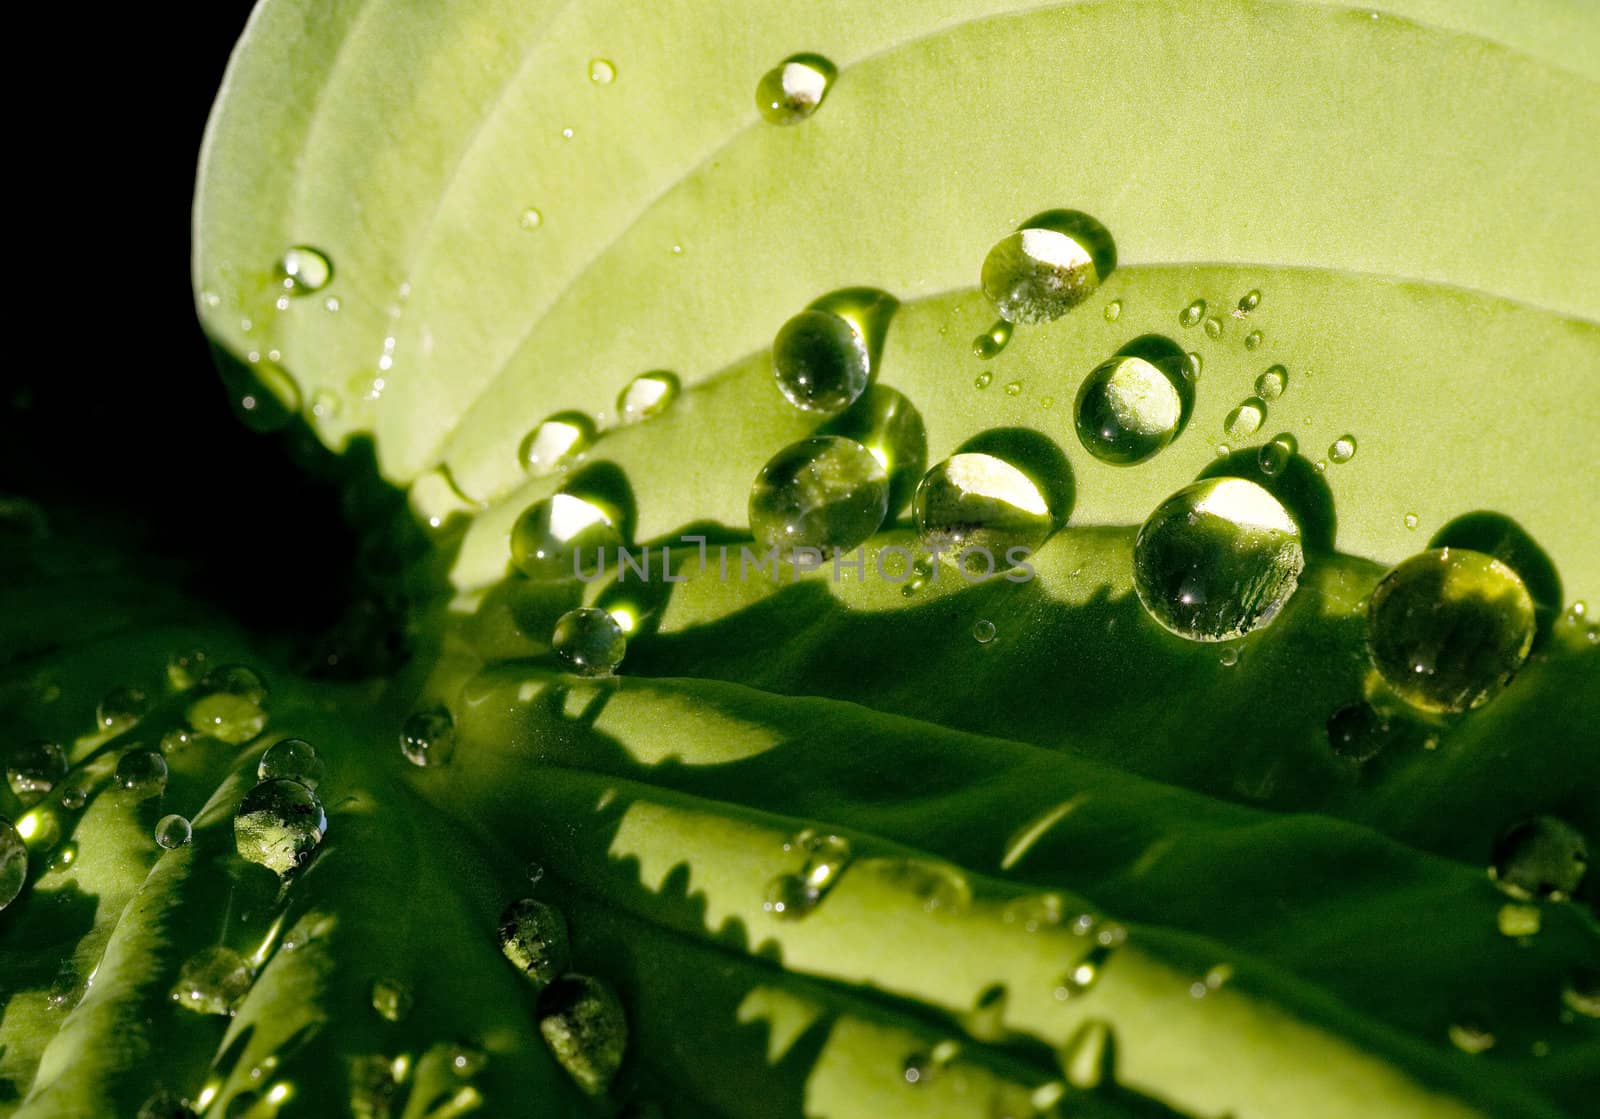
773, 310, 869, 414
1, 819, 26, 912
552, 607, 627, 677
755, 54, 835, 124
171, 947, 253, 1018
981, 211, 1115, 324
765, 830, 853, 919
1255, 365, 1287, 400
1224, 398, 1265, 439
749, 436, 888, 559
914, 453, 1054, 575
1490, 816, 1588, 901
511, 493, 623, 581
519, 412, 596, 476
6, 739, 66, 804
616, 371, 680, 423
1074, 354, 1184, 465
400, 705, 455, 768
155, 814, 192, 850
1133, 478, 1305, 642
187, 666, 270, 744
258, 738, 324, 789
499, 898, 572, 989
371, 977, 414, 1022
116, 749, 169, 799
234, 778, 326, 875
1367, 548, 1535, 713
98, 684, 150, 733
276, 247, 333, 295
537, 975, 628, 1095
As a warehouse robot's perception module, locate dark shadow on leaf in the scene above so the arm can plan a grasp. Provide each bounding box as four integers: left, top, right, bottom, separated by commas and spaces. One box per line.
1428, 511, 1563, 648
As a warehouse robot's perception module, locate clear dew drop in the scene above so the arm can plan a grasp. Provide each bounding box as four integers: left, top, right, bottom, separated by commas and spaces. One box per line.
980, 210, 1115, 325
519, 207, 544, 231
1202, 315, 1223, 339
1218, 646, 1240, 667
371, 977, 414, 1022
1404, 512, 1420, 530
276, 246, 333, 295
773, 308, 870, 414
1004, 380, 1022, 396
155, 814, 193, 850
1257, 434, 1295, 478
1562, 968, 1600, 1018
755, 54, 835, 124
1132, 477, 1305, 642
973, 319, 1013, 359
588, 58, 616, 84
537, 974, 628, 1096
1074, 354, 1185, 465
1, 819, 25, 912
172, 946, 254, 1016
258, 738, 324, 789
552, 607, 627, 677
519, 412, 596, 475
1184, 350, 1202, 379
749, 436, 889, 559
974, 370, 993, 389
498, 898, 572, 989
1255, 365, 1287, 400
616, 370, 680, 423
973, 619, 997, 644
116, 749, 169, 799
58, 783, 89, 811
1224, 398, 1265, 439
166, 647, 210, 691
765, 830, 853, 919
160, 727, 195, 755
510, 493, 623, 580
1329, 434, 1357, 463
1489, 816, 1589, 901
1325, 701, 1392, 763
400, 705, 456, 768
1002, 893, 1064, 933
1367, 548, 1535, 713
1179, 299, 1206, 327
1244, 329, 1263, 351
1054, 943, 1116, 1000
1103, 299, 1122, 322
1238, 290, 1261, 313
186, 665, 270, 745
914, 453, 1054, 576
6, 739, 67, 803
98, 684, 150, 733
234, 778, 327, 876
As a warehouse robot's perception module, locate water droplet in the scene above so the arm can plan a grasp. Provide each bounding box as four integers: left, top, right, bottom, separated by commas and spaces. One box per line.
59, 783, 88, 811
772, 309, 870, 413
116, 750, 168, 799
371, 977, 414, 1022
1562, 968, 1600, 1018
519, 412, 596, 475
755, 54, 835, 124
1184, 351, 1202, 379
98, 684, 150, 733
187, 666, 270, 744
973, 319, 1013, 359
1103, 300, 1122, 322
1448, 1016, 1495, 1055
1325, 702, 1391, 762
1257, 434, 1295, 477
519, 207, 544, 231
1004, 380, 1022, 396
276, 247, 333, 295
1, 819, 26, 912
1074, 354, 1185, 465
1255, 365, 1287, 400
973, 619, 997, 644
537, 975, 628, 1095
400, 705, 455, 768
915, 453, 1054, 575
1054, 943, 1115, 1000
526, 861, 546, 888
160, 727, 195, 755
1218, 646, 1239, 667
616, 370, 680, 423
1202, 315, 1223, 339
323, 295, 341, 312
749, 436, 888, 559
1133, 478, 1305, 642
510, 493, 623, 580
765, 830, 852, 919
1490, 816, 1588, 901
172, 946, 254, 1016
1496, 902, 1541, 938
156, 814, 192, 849
499, 898, 571, 988
1224, 398, 1265, 439
588, 58, 616, 84
872, 858, 972, 914
981, 211, 1115, 324
1244, 329, 1263, 351
48, 842, 78, 873
166, 647, 210, 691
234, 778, 327, 875
1329, 434, 1357, 463
1002, 893, 1064, 932
552, 607, 627, 677
1367, 548, 1535, 713
6, 739, 66, 803
561, 126, 575, 139
258, 738, 324, 789
903, 1039, 960, 1085
1058, 1019, 1114, 1088
974, 371, 993, 389
1179, 299, 1205, 327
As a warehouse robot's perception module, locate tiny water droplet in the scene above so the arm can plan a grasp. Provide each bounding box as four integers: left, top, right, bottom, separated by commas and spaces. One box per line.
972, 319, 1013, 359
1238, 290, 1261, 313
537, 975, 628, 1095
974, 371, 993, 389
552, 607, 627, 677
234, 778, 327, 875
160, 727, 195, 755
6, 740, 66, 803
1004, 381, 1022, 396
1, 820, 26, 912
1179, 299, 1205, 327
156, 814, 192, 849
1202, 315, 1223, 339
981, 211, 1115, 324
1103, 299, 1121, 322
400, 705, 456, 768
371, 977, 413, 1022
1184, 351, 1202, 379
1325, 701, 1391, 762
915, 453, 1054, 577
560, 127, 574, 139
519, 207, 544, 230
310, 390, 341, 419
1218, 646, 1239, 667
116, 750, 169, 799
258, 738, 324, 789
1329, 435, 1357, 463
1489, 816, 1588, 901
616, 370, 680, 423
756, 54, 835, 124
519, 412, 596, 476
1257, 434, 1295, 477
499, 898, 572, 989
172, 946, 253, 1016
59, 783, 89, 811
323, 295, 341, 312
749, 436, 888, 559
903, 1039, 960, 1086
1054, 944, 1115, 1000
1002, 893, 1064, 932
1224, 398, 1265, 439
765, 830, 852, 919
1244, 329, 1263, 351
276, 247, 333, 295
167, 647, 210, 691
973, 619, 997, 644
1074, 353, 1185, 465
510, 493, 622, 580
98, 684, 150, 733
1255, 365, 1287, 400
588, 58, 616, 84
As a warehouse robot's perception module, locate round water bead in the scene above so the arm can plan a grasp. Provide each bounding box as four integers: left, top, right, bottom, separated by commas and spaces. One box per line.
1133, 478, 1305, 642
1179, 299, 1206, 327
510, 493, 623, 581
400, 705, 455, 768
277, 246, 333, 294
915, 452, 1054, 574
1325, 702, 1392, 762
155, 814, 192, 849
7, 739, 67, 802
519, 413, 596, 475
552, 608, 627, 677
588, 58, 616, 84
1366, 548, 1535, 714
755, 54, 835, 124
371, 977, 414, 1022
98, 684, 150, 732
1490, 816, 1588, 901
116, 749, 169, 799
1224, 398, 1265, 439
1329, 434, 1357, 463
1, 819, 26, 912
981, 211, 1115, 324
772, 309, 869, 413
187, 665, 270, 744
749, 436, 888, 558
171, 946, 254, 1016
258, 738, 324, 789
1257, 435, 1295, 477
616, 370, 680, 423
499, 898, 572, 988
1255, 365, 1287, 400
234, 778, 327, 875
166, 647, 210, 690
1074, 354, 1184, 464
537, 975, 628, 1095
